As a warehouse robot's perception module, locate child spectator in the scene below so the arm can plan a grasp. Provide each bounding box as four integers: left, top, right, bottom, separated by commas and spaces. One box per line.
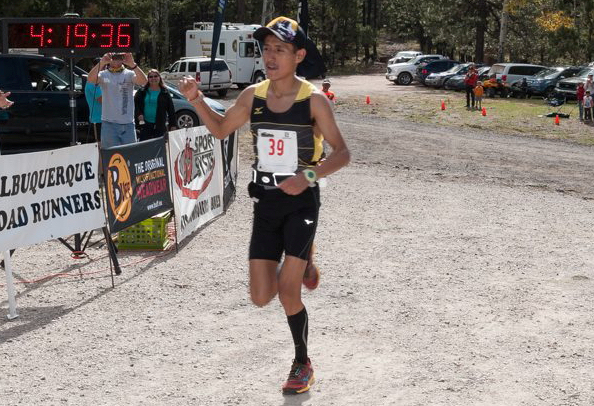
321, 79, 335, 102
473, 81, 484, 111
583, 90, 592, 122
576, 82, 585, 122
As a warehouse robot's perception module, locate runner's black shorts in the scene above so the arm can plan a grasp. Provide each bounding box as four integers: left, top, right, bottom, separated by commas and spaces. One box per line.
248, 181, 320, 261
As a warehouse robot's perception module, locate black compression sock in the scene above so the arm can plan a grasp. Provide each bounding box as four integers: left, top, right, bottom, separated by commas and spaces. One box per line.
287, 307, 309, 364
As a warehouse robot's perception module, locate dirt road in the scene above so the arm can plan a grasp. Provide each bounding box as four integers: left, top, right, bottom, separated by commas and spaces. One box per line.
1, 74, 593, 405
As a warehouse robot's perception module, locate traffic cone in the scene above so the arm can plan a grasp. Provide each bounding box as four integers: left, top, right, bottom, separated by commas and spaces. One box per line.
482, 107, 487, 116
555, 114, 560, 125
366, 95, 371, 104
441, 100, 446, 110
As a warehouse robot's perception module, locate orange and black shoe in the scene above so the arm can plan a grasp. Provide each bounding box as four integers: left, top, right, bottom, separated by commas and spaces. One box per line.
282, 359, 315, 395
303, 245, 320, 290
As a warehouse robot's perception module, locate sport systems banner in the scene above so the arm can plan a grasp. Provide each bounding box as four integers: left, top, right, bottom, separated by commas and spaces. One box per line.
0, 143, 105, 252
101, 137, 173, 233
168, 127, 224, 243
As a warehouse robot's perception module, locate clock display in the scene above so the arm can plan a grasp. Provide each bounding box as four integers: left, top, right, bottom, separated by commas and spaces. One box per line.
1, 18, 139, 56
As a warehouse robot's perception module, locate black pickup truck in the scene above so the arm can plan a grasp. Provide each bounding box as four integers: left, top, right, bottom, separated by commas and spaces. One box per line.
0, 53, 91, 153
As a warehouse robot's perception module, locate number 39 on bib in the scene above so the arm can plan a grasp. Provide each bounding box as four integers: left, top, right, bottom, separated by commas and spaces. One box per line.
256, 129, 298, 173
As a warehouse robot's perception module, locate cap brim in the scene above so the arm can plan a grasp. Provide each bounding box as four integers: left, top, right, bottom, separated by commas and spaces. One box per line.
254, 26, 286, 44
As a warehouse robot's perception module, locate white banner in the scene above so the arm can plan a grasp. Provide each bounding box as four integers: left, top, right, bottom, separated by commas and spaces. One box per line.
0, 144, 105, 252
168, 127, 224, 243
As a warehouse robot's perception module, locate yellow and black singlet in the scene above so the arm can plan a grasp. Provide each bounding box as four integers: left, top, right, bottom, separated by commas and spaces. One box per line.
250, 79, 324, 176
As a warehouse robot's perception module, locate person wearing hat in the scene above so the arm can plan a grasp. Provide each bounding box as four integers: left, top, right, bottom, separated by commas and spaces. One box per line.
321, 78, 335, 102
87, 52, 147, 148
179, 16, 350, 395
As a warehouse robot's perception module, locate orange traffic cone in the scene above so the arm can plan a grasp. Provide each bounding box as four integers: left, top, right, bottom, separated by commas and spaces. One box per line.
366, 95, 371, 104
554, 114, 560, 125
482, 107, 487, 116
441, 100, 446, 110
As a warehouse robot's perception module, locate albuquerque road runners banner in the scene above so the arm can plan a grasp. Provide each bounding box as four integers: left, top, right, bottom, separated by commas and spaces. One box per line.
101, 137, 173, 233
168, 126, 224, 243
0, 143, 105, 252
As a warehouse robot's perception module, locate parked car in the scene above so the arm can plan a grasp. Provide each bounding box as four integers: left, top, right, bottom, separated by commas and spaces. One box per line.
387, 51, 422, 65
416, 60, 460, 85
554, 66, 594, 99
161, 56, 232, 98
424, 62, 479, 88
385, 54, 446, 85
165, 83, 225, 128
444, 66, 491, 91
0, 53, 90, 150
508, 66, 581, 98
487, 63, 546, 86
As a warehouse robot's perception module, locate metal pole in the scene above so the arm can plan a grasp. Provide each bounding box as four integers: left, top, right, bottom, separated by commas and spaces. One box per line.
3, 250, 18, 320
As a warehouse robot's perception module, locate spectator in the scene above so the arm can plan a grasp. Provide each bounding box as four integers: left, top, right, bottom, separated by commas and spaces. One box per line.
576, 82, 585, 122
134, 69, 177, 141
473, 80, 484, 111
583, 90, 592, 122
87, 52, 147, 148
321, 78, 335, 102
0, 90, 14, 109
464, 65, 478, 109
84, 60, 104, 143
585, 74, 594, 94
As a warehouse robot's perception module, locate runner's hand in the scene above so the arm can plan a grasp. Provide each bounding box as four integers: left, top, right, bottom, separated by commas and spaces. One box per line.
278, 173, 309, 195
179, 77, 202, 101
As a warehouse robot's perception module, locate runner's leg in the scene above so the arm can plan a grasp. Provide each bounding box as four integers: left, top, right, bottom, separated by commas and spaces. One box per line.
249, 259, 279, 307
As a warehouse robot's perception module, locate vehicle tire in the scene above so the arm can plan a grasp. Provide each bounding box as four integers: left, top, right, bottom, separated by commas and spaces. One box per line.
237, 83, 248, 89
176, 110, 199, 128
487, 88, 495, 98
500, 88, 508, 98
544, 86, 555, 99
397, 72, 413, 85
217, 89, 228, 98
253, 71, 266, 84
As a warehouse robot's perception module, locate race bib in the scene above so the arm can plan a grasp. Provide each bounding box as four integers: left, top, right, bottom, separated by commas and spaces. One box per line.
256, 129, 298, 173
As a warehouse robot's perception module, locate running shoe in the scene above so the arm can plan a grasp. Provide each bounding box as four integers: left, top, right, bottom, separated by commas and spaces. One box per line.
303, 245, 320, 290
282, 359, 315, 395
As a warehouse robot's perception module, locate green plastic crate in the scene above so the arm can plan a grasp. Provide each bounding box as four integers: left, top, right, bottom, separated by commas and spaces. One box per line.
117, 211, 172, 250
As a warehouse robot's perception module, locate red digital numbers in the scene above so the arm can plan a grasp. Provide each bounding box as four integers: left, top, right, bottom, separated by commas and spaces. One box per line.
74, 24, 89, 48
100, 23, 114, 48
268, 139, 285, 156
116, 24, 131, 47
30, 24, 45, 47
20, 21, 135, 50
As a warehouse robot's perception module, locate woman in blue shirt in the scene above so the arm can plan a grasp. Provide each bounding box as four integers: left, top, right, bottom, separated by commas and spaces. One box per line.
134, 69, 176, 141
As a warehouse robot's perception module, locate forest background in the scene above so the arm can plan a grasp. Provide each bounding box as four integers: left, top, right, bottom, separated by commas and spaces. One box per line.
1, 0, 592, 71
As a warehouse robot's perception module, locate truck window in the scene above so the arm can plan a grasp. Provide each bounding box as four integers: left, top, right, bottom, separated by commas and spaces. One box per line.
239, 42, 255, 58
254, 42, 262, 57
199, 61, 228, 72
28, 61, 70, 91
219, 43, 225, 56
188, 62, 198, 73
170, 62, 180, 73
179, 62, 187, 73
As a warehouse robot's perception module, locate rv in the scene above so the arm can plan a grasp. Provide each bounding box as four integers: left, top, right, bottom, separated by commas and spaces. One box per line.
186, 22, 266, 88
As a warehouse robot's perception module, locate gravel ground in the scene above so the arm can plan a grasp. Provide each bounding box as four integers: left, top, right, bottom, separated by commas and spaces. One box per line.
1, 74, 594, 405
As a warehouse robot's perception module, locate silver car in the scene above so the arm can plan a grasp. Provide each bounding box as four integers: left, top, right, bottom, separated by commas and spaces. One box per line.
166, 83, 225, 128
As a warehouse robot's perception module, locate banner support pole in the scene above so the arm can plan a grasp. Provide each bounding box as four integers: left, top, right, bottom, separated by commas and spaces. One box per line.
3, 250, 19, 320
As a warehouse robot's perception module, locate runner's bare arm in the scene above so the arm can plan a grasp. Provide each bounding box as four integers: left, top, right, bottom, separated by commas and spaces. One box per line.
278, 91, 350, 195
179, 76, 252, 139
308, 92, 350, 178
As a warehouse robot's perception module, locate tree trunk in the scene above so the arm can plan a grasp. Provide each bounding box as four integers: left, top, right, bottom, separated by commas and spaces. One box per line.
150, 0, 158, 67
497, 0, 510, 62
163, 0, 169, 70
237, 0, 246, 23
474, 0, 486, 63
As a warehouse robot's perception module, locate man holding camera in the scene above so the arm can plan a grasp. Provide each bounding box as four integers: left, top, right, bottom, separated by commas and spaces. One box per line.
87, 53, 147, 148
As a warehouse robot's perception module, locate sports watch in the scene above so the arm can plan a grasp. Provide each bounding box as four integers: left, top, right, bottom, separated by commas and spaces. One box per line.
302, 169, 318, 185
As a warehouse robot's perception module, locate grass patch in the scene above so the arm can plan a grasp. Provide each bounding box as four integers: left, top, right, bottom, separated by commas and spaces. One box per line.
335, 88, 594, 145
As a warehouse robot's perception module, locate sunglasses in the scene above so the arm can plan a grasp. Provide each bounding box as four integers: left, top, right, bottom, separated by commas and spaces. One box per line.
148, 75, 160, 78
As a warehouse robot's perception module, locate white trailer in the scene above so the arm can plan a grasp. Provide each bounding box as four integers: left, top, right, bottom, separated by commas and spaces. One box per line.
186, 22, 266, 88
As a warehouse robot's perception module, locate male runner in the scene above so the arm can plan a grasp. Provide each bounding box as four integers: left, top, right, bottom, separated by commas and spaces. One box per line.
179, 16, 350, 395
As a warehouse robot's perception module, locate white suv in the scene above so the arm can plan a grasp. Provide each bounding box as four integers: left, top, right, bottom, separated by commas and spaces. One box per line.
161, 57, 232, 97
388, 51, 422, 65
386, 54, 445, 85
487, 63, 546, 85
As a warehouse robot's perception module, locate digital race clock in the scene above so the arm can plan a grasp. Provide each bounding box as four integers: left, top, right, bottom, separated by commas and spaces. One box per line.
1, 18, 139, 57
